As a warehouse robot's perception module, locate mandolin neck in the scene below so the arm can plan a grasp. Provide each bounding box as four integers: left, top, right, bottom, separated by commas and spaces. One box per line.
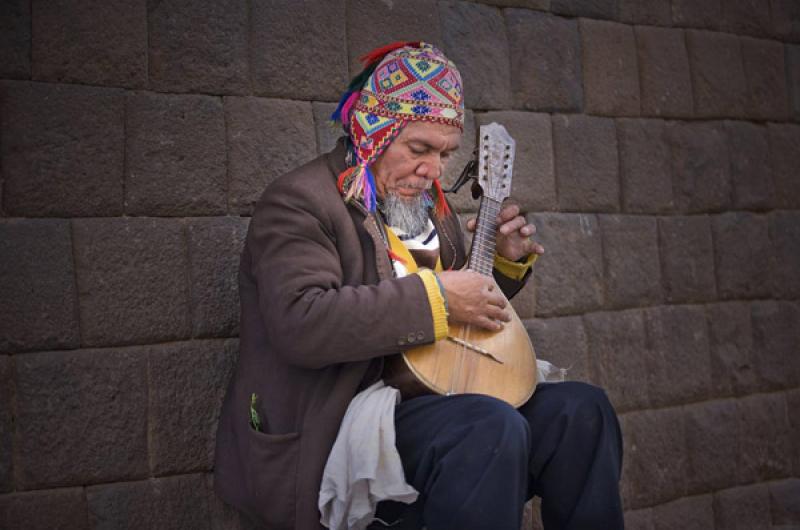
467, 196, 502, 276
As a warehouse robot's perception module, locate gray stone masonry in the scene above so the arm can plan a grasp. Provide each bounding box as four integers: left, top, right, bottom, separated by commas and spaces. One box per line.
1, 81, 125, 217
72, 217, 191, 347
552, 114, 619, 212
506, 9, 583, 111
440, 2, 511, 109
713, 483, 772, 530
635, 26, 694, 118
225, 97, 317, 215
650, 495, 714, 530
14, 347, 148, 489
32, 0, 147, 89
251, 0, 347, 101
580, 19, 641, 116
0, 0, 30, 79
148, 0, 249, 94
617, 118, 674, 213
725, 121, 773, 210
125, 92, 227, 216
187, 217, 250, 338
0, 219, 79, 353
2, 1, 799, 527
620, 407, 687, 509
148, 339, 239, 476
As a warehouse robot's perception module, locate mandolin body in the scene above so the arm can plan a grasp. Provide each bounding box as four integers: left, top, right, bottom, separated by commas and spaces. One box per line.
383, 297, 538, 408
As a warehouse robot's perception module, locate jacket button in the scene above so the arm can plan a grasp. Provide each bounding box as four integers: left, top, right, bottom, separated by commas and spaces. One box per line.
416, 331, 425, 341
407, 332, 416, 343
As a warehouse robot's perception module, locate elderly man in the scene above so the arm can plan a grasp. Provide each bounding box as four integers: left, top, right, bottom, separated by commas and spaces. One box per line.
214, 42, 623, 530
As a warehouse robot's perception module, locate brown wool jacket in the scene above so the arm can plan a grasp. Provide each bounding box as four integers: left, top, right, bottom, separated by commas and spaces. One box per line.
214, 140, 528, 530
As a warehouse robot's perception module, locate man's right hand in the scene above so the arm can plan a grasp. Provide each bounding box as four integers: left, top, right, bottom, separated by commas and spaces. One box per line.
437, 270, 510, 332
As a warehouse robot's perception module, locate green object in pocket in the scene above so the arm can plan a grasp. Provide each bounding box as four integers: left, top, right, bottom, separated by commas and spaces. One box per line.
249, 393, 262, 432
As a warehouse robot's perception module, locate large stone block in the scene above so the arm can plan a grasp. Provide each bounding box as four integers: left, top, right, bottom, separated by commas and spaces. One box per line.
600, 215, 661, 309
313, 102, 344, 156
584, 310, 649, 412
712, 212, 771, 300
666, 121, 731, 213
149, 339, 238, 475
721, 0, 773, 38
187, 217, 249, 338
251, 0, 346, 101
671, 0, 722, 29
651, 494, 713, 530
683, 400, 738, 494
73, 217, 191, 346
750, 301, 800, 391
0, 219, 79, 353
0, 0, 30, 78
772, 0, 800, 41
226, 97, 317, 214
527, 213, 604, 316
553, 115, 619, 212
580, 19, 640, 116
148, 0, 248, 94
0, 488, 88, 530
768, 123, 800, 209
643, 305, 712, 408
769, 479, 800, 527
206, 474, 260, 530
624, 508, 654, 530
506, 10, 582, 112
524, 316, 590, 382
550, 0, 616, 19
15, 348, 148, 489
736, 392, 792, 484
32, 0, 146, 88
1, 81, 124, 217
125, 92, 226, 216
725, 121, 773, 210
620, 407, 686, 509
686, 30, 748, 118
475, 111, 556, 212
87, 474, 211, 530
787, 390, 800, 475
789, 45, 800, 120
346, 0, 441, 76
617, 119, 673, 213
706, 302, 757, 398
713, 484, 771, 530
618, 0, 671, 26
475, 0, 548, 7
740, 37, 789, 121
0, 357, 11, 493
439, 2, 510, 110
771, 212, 800, 300
635, 27, 693, 118
658, 216, 717, 303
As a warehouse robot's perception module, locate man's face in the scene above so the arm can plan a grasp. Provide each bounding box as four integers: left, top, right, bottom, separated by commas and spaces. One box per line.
371, 120, 462, 201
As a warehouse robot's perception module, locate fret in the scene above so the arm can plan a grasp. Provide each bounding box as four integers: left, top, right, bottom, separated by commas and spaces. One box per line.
468, 196, 502, 276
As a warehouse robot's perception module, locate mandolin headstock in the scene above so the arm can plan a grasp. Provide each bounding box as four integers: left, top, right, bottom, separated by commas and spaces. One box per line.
476, 123, 516, 202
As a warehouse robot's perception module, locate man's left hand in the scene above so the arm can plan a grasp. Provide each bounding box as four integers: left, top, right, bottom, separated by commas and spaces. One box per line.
466, 202, 545, 262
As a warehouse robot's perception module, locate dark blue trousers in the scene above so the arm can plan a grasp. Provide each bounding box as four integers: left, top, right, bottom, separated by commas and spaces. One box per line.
374, 382, 623, 530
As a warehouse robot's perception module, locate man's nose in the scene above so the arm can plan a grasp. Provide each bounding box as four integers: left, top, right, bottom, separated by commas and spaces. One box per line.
416, 158, 442, 180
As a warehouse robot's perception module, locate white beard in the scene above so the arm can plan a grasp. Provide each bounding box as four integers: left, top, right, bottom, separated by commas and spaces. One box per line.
381, 192, 430, 238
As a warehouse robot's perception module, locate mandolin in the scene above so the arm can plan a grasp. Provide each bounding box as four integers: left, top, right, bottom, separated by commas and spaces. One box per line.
383, 123, 539, 407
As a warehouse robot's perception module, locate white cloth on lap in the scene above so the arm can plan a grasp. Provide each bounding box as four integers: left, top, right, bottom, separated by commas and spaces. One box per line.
319, 380, 419, 530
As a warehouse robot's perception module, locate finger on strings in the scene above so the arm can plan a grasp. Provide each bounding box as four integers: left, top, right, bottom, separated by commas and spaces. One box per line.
499, 216, 527, 235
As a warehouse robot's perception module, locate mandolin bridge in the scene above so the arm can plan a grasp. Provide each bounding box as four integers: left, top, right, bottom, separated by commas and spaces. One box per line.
446, 336, 504, 364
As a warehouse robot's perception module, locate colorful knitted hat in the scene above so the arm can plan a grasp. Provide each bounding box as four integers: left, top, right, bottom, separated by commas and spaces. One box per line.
331, 41, 464, 217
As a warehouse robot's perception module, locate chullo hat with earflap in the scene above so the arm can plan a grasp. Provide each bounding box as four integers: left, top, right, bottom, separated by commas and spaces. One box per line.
331, 41, 465, 218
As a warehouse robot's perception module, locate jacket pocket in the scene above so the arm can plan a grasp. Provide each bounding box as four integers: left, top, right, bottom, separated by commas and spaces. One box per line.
243, 427, 301, 529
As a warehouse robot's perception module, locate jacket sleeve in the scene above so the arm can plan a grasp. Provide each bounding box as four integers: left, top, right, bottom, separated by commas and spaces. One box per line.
246, 183, 437, 370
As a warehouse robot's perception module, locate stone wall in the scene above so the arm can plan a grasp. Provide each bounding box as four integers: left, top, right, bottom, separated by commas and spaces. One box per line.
1, 0, 799, 528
